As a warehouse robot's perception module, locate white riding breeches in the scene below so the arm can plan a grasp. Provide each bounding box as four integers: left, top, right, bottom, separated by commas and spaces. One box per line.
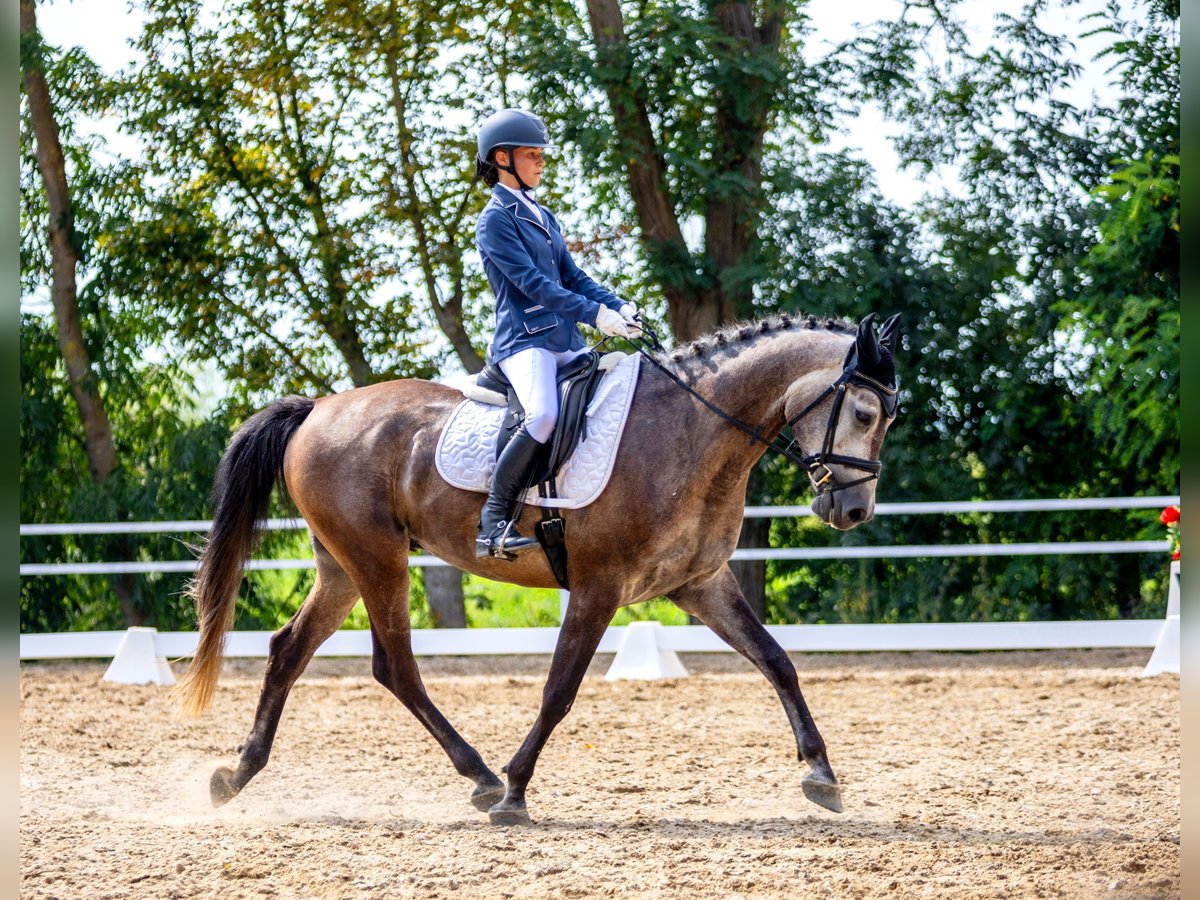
498, 346, 589, 444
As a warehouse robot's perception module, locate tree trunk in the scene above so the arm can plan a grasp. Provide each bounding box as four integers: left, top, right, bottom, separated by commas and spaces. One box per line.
585, 0, 710, 343
584, 0, 785, 345
424, 566, 467, 628
113, 571, 142, 628
704, 1, 783, 325
673, 287, 731, 342
383, 32, 484, 375
21, 0, 117, 484
286, 111, 377, 387
585, 1, 789, 612
22, 0, 143, 626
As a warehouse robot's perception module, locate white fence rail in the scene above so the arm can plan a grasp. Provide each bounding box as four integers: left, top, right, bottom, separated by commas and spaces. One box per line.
17, 496, 1180, 577
19, 497, 1179, 664
18, 620, 1164, 663
19, 496, 1181, 535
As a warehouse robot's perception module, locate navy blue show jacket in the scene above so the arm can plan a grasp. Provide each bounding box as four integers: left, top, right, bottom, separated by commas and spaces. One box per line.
476, 184, 624, 364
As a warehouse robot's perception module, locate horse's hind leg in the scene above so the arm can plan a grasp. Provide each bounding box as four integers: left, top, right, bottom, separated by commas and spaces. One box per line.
356, 551, 504, 813
210, 540, 359, 807
671, 565, 843, 813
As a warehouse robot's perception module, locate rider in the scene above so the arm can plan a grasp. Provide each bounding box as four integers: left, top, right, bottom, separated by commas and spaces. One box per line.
474, 108, 642, 560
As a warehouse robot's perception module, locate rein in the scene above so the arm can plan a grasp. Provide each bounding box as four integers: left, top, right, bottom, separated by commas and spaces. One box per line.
615, 321, 898, 496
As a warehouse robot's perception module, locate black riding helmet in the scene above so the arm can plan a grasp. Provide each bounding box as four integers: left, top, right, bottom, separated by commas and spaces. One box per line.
475, 108, 552, 190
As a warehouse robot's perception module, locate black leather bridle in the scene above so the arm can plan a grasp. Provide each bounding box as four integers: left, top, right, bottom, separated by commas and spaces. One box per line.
780, 357, 898, 494
625, 323, 899, 496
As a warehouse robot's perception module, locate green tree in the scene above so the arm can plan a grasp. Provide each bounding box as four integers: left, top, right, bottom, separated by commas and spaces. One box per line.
1061, 0, 1179, 488
20, 5, 319, 632
19, 312, 236, 632
20, 0, 142, 624
1068, 153, 1178, 487
762, 0, 1179, 624
114, 0, 422, 395
21, 0, 1179, 634
516, 0, 840, 340
104, 0, 538, 624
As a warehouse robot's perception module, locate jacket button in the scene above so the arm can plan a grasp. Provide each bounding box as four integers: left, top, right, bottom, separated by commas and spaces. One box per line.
546, 239, 552, 245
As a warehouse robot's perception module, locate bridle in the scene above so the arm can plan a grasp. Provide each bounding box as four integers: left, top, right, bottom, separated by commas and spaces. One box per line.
781, 361, 898, 494
623, 322, 899, 496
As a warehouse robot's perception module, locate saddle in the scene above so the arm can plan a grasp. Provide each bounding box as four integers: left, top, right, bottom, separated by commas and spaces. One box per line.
476, 351, 606, 486
472, 350, 607, 589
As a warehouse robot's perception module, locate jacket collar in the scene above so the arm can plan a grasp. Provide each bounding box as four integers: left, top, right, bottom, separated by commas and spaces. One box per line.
491, 184, 550, 236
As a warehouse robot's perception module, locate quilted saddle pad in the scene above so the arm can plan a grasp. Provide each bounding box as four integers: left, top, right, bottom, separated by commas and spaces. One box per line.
435, 353, 641, 509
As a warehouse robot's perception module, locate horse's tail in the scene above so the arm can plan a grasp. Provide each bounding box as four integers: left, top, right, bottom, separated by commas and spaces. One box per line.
173, 395, 315, 717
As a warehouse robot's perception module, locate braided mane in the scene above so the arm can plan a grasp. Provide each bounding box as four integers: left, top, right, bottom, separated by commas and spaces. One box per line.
659, 313, 856, 371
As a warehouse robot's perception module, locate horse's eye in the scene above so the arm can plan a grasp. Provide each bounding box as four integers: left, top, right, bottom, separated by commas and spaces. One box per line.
855, 409, 873, 425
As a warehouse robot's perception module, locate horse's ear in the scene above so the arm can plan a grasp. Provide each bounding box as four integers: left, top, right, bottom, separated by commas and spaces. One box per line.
856, 313, 880, 368
880, 313, 901, 356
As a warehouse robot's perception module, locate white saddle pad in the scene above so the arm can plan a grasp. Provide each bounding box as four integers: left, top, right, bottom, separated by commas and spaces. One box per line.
435, 353, 641, 509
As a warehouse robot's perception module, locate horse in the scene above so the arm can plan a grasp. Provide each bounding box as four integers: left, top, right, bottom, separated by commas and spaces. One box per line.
174, 311, 901, 825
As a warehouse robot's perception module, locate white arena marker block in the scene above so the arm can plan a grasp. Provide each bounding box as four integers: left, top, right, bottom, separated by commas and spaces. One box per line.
1142, 560, 1180, 677
605, 621, 689, 681
103, 627, 176, 686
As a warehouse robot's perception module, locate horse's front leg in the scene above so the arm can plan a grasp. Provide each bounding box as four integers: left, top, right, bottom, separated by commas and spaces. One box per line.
490, 590, 617, 825
671, 565, 843, 813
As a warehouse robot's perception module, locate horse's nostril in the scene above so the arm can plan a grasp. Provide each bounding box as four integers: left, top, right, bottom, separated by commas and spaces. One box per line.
847, 507, 866, 523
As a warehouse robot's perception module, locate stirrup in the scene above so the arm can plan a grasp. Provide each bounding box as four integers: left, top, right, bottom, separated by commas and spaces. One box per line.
476, 519, 539, 561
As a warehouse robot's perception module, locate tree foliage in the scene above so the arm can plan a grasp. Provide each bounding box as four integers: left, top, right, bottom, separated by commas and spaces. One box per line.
513, 0, 839, 339
761, 0, 1179, 623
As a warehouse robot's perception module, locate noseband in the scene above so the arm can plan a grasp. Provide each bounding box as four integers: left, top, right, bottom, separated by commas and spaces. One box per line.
626, 326, 898, 496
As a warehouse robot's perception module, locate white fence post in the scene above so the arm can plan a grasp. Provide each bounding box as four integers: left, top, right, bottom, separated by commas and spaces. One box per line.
103, 627, 176, 686
1141, 560, 1180, 677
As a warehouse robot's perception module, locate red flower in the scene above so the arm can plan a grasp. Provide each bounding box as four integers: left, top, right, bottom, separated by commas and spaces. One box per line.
1160, 505, 1180, 525
1173, 550, 1181, 561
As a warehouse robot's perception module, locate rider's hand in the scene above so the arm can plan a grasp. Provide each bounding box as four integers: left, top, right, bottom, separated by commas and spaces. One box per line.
618, 303, 645, 337
595, 305, 641, 340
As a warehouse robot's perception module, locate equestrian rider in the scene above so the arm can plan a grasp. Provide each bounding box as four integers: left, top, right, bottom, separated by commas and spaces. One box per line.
474, 108, 642, 560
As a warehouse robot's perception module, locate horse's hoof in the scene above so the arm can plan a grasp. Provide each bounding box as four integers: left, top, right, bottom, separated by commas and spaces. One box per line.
470, 779, 506, 813
210, 766, 240, 808
488, 801, 532, 826
801, 774, 844, 813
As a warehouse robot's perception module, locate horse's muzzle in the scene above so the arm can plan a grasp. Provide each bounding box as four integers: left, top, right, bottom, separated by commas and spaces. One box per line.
812, 491, 874, 531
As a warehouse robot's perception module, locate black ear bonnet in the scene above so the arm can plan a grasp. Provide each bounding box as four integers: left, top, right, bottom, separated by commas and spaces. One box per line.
842, 313, 901, 417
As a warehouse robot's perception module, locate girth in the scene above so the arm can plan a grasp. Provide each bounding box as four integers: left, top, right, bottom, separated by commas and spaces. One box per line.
480, 350, 605, 485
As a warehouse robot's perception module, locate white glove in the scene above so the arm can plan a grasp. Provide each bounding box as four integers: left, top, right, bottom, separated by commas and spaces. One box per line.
595, 305, 641, 339
618, 303, 645, 337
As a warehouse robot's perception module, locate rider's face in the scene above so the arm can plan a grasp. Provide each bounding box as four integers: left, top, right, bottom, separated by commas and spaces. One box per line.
497, 147, 545, 188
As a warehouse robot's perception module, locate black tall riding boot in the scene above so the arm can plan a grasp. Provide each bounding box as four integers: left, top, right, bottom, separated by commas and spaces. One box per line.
476, 425, 544, 559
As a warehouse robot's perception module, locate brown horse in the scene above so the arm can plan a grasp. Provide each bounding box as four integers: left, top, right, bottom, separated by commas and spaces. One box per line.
175, 311, 900, 825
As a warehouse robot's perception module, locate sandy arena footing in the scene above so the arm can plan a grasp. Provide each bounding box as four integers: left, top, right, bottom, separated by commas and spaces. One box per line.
20, 649, 1179, 898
